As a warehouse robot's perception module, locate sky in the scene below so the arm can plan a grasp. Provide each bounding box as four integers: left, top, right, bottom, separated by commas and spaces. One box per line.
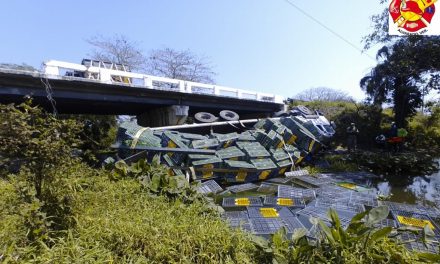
0, 0, 386, 101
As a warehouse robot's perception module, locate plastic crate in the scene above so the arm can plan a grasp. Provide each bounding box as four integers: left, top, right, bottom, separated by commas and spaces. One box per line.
191, 157, 223, 180
281, 217, 306, 234
216, 146, 245, 160
373, 219, 398, 229
222, 197, 263, 207
162, 154, 185, 176
397, 232, 439, 254
251, 158, 278, 180
215, 132, 239, 148
237, 133, 256, 141
312, 198, 365, 213
391, 210, 440, 235
197, 180, 223, 195
222, 160, 257, 182
270, 148, 290, 161
118, 121, 162, 148
223, 210, 249, 219
276, 159, 293, 177
290, 175, 335, 187
285, 169, 309, 177
277, 185, 316, 199
225, 218, 252, 232
267, 177, 292, 184
297, 206, 355, 228
188, 154, 216, 161
381, 201, 440, 219
191, 138, 219, 149
249, 218, 284, 235
348, 192, 378, 207
263, 196, 306, 208
179, 132, 208, 140
160, 131, 189, 164
257, 182, 279, 193
226, 183, 259, 193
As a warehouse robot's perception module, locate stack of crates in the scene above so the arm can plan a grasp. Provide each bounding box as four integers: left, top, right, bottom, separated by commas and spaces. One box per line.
280, 117, 321, 154
118, 121, 162, 148
215, 132, 239, 148
160, 131, 189, 164
179, 132, 208, 141
216, 146, 245, 161
223, 160, 255, 183
237, 131, 256, 141
191, 138, 219, 149
270, 122, 297, 147
191, 157, 223, 180
251, 158, 278, 181
237, 142, 271, 159
255, 130, 284, 149
188, 154, 216, 162
270, 148, 293, 176
163, 154, 185, 176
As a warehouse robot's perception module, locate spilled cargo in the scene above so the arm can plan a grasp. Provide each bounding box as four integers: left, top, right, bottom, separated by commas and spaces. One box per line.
115, 115, 326, 183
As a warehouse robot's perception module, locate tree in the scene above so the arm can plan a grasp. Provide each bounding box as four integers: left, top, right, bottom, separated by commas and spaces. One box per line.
0, 63, 38, 72
87, 34, 147, 71
361, 1, 440, 127
87, 35, 216, 83
360, 38, 440, 127
292, 87, 354, 102
146, 47, 216, 83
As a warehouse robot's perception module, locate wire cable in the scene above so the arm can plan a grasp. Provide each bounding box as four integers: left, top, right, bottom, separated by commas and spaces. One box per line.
282, 0, 377, 62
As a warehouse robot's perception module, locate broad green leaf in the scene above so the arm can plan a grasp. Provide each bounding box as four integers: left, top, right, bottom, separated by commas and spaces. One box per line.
350, 210, 369, 223
417, 252, 440, 262
328, 208, 342, 228
370, 227, 392, 242
365, 206, 389, 226
318, 220, 335, 244
292, 228, 307, 243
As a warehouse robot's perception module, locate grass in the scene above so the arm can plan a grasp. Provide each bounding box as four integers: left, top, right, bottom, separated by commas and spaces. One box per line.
1, 174, 257, 263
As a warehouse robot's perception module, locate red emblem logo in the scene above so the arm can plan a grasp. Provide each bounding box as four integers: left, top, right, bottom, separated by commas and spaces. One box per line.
389, 0, 437, 32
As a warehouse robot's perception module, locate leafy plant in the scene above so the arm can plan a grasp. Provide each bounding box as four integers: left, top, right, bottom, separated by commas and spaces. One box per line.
112, 156, 203, 203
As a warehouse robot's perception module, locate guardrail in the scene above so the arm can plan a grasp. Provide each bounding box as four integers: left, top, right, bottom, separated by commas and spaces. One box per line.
43, 60, 284, 104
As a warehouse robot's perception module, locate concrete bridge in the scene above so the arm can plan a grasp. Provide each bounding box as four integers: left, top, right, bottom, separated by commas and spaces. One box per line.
0, 60, 285, 126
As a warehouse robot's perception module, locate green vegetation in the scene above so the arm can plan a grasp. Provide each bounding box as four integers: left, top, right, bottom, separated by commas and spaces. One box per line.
252, 206, 439, 264
1, 102, 439, 263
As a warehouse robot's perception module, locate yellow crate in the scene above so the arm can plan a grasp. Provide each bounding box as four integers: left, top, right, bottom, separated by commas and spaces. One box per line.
202, 164, 214, 179
260, 208, 279, 218
397, 215, 435, 230
277, 198, 294, 206
258, 170, 271, 180
236, 171, 248, 182
235, 198, 250, 206
338, 182, 357, 190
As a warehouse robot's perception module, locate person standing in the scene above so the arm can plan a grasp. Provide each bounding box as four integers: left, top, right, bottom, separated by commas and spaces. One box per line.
346, 123, 359, 152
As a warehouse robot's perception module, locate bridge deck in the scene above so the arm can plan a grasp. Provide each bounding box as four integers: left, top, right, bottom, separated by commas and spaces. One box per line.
0, 69, 284, 116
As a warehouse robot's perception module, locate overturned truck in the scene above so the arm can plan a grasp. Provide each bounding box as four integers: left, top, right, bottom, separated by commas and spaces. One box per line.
115, 108, 333, 184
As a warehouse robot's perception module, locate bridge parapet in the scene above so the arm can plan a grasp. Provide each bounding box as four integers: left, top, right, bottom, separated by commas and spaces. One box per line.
43, 60, 284, 104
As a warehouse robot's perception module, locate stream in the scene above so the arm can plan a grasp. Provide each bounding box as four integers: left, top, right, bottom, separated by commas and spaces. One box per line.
374, 158, 440, 208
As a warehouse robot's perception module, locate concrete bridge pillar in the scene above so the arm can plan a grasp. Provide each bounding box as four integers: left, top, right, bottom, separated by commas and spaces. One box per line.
137, 105, 189, 127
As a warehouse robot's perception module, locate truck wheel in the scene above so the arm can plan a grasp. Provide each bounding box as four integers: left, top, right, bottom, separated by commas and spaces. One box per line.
219, 110, 239, 121
194, 112, 218, 123
295, 105, 314, 116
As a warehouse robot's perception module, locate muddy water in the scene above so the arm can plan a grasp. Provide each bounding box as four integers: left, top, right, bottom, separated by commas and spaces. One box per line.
374, 159, 440, 208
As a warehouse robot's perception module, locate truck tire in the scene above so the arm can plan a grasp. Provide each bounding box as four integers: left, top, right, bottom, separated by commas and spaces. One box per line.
295, 105, 314, 116
219, 110, 239, 121
194, 112, 218, 123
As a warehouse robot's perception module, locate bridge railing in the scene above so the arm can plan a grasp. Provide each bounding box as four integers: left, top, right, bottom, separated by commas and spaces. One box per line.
43, 60, 284, 104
